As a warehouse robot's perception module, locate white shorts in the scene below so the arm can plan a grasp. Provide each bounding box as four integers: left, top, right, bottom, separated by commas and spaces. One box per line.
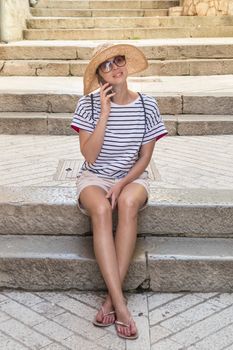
76, 170, 150, 216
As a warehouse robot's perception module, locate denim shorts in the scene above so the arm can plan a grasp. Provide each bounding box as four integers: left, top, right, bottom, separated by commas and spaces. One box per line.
76, 170, 150, 216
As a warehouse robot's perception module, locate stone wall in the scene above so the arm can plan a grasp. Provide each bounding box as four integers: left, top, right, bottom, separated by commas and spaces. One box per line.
0, 0, 31, 42
182, 0, 233, 15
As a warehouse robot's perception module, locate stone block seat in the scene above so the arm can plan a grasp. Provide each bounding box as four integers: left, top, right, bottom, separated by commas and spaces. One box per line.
1, 185, 233, 292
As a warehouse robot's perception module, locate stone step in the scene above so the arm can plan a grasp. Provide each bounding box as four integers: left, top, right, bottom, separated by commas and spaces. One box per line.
0, 75, 232, 115
26, 16, 233, 30
23, 26, 233, 40
0, 186, 233, 237
1, 39, 233, 60
30, 8, 169, 17
1, 58, 233, 77
1, 235, 233, 291
0, 112, 233, 136
34, 0, 179, 10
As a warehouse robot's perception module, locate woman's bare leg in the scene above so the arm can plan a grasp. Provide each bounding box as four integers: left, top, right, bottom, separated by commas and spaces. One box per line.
104, 183, 148, 337
79, 186, 126, 323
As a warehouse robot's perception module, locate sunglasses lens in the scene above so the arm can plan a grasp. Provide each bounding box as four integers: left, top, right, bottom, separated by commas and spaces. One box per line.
99, 61, 112, 73
99, 55, 126, 73
114, 55, 126, 67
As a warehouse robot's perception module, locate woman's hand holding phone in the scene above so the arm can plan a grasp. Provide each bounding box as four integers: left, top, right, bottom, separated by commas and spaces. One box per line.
99, 77, 115, 118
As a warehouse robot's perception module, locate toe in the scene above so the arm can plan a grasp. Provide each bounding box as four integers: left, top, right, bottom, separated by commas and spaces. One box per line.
95, 310, 102, 323
130, 320, 137, 335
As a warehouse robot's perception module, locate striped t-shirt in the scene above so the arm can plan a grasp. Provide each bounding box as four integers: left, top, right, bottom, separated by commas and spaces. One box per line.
71, 92, 167, 179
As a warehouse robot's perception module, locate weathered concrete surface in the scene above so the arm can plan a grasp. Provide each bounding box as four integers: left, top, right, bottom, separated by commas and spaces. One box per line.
34, 0, 179, 9
0, 235, 233, 292
31, 8, 168, 16
177, 115, 233, 135
1, 59, 233, 77
26, 16, 233, 29
23, 26, 233, 40
183, 95, 233, 114
0, 113, 175, 136
146, 237, 233, 292
0, 235, 146, 291
1, 186, 233, 236
0, 93, 182, 114
1, 113, 233, 136
1, 38, 233, 60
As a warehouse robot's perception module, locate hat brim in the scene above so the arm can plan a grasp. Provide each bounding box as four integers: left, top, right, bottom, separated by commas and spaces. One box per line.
83, 44, 148, 95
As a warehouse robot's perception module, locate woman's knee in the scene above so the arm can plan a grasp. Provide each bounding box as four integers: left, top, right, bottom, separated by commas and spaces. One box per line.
118, 193, 140, 215
89, 199, 112, 218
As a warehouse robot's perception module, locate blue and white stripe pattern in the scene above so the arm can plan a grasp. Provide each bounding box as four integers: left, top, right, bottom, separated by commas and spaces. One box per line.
71, 92, 167, 179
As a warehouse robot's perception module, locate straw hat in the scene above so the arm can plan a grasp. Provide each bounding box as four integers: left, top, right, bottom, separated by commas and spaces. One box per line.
83, 43, 148, 95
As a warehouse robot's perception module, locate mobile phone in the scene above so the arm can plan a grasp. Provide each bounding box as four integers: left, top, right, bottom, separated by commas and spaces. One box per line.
97, 75, 114, 95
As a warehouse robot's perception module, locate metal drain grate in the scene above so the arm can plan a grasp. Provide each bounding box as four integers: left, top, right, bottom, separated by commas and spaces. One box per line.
54, 159, 161, 181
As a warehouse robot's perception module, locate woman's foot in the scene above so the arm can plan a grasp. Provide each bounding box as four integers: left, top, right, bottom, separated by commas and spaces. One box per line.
93, 296, 115, 327
115, 317, 138, 340
115, 303, 138, 339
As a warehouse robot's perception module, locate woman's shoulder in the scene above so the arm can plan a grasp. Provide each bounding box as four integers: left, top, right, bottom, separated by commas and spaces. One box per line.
78, 91, 100, 105
140, 93, 158, 107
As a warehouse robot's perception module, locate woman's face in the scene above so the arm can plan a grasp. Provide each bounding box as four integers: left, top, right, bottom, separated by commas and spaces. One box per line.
97, 55, 128, 86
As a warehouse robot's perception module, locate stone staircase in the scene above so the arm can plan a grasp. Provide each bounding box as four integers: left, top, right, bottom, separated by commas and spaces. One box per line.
1, 39, 233, 77
0, 0, 233, 292
24, 0, 233, 39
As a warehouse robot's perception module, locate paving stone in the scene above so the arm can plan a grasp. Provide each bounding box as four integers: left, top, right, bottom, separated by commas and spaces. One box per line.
0, 311, 11, 323
1, 290, 233, 349
0, 318, 51, 348
160, 296, 223, 332
33, 319, 73, 341
2, 290, 44, 307
151, 338, 184, 350
149, 293, 203, 325
30, 301, 66, 318
41, 344, 67, 350
150, 324, 173, 344
0, 298, 46, 326
170, 305, 233, 347
187, 322, 233, 350
0, 331, 28, 350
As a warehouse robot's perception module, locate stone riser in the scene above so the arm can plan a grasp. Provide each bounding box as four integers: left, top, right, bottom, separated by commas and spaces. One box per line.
27, 16, 233, 30
23, 27, 233, 40
0, 113, 233, 136
0, 93, 232, 115
1, 235, 233, 292
1, 43, 233, 60
1, 59, 233, 77
31, 8, 169, 17
34, 0, 179, 10
0, 186, 233, 236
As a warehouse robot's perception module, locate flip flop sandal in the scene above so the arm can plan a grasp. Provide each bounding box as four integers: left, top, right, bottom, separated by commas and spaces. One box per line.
115, 317, 139, 340
93, 306, 116, 327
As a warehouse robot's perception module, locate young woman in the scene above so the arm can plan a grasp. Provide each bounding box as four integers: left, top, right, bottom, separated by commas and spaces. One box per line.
71, 43, 167, 340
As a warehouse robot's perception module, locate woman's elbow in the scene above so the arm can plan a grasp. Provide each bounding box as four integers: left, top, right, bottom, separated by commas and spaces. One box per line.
81, 151, 96, 164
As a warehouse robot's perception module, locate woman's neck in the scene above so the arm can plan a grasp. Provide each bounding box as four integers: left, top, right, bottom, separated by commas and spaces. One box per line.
111, 82, 138, 105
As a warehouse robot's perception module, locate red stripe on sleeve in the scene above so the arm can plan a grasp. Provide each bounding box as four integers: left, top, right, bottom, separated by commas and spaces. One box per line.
71, 125, 80, 133
156, 132, 168, 142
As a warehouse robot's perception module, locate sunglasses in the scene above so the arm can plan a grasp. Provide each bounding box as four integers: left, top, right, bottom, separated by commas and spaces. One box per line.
98, 55, 126, 73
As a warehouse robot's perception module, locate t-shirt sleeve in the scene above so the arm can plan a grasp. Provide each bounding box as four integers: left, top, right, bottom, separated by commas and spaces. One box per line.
71, 95, 94, 134
142, 96, 168, 144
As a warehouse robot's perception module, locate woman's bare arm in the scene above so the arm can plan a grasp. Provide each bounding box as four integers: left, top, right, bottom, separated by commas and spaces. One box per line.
79, 83, 115, 163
